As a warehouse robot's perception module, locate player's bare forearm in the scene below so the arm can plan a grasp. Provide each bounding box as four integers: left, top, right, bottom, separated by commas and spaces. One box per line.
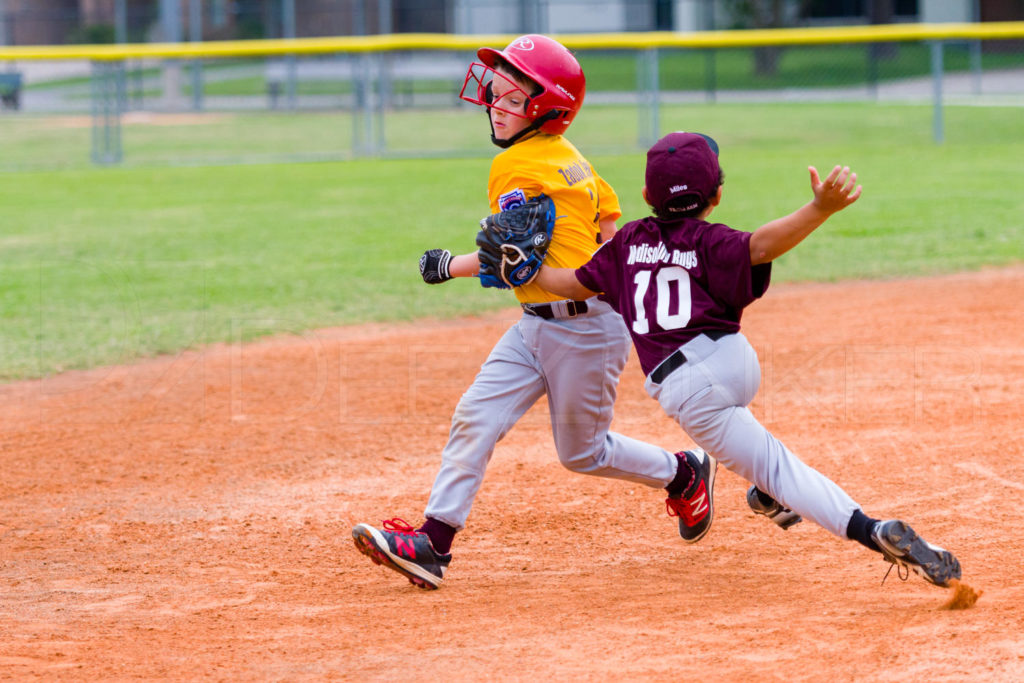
749, 203, 832, 265
449, 252, 481, 277
599, 217, 617, 244
749, 165, 862, 266
536, 265, 597, 300
419, 249, 480, 284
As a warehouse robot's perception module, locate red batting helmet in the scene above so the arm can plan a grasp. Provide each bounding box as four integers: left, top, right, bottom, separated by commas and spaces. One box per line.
472, 34, 586, 135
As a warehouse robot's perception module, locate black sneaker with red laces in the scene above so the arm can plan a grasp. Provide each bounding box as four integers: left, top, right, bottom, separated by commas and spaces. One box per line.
352, 518, 452, 590
665, 449, 717, 544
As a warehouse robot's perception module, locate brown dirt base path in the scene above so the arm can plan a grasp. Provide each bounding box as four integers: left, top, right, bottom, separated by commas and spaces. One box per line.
2, 267, 1023, 681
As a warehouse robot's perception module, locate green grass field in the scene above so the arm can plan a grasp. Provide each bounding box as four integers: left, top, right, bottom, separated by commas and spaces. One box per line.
1, 102, 1022, 380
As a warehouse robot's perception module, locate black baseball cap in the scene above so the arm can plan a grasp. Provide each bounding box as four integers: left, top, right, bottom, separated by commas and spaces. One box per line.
645, 132, 721, 215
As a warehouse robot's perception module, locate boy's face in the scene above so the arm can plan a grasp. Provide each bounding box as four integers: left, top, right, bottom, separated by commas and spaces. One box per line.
489, 69, 533, 142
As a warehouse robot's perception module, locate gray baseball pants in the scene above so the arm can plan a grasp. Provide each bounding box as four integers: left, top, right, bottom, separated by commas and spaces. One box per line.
425, 299, 678, 530
645, 332, 860, 538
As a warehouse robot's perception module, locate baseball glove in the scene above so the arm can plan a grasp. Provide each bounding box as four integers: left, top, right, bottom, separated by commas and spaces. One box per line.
476, 194, 556, 289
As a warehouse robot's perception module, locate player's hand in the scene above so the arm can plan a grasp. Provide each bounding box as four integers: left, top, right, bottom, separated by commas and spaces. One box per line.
419, 248, 453, 284
809, 165, 862, 215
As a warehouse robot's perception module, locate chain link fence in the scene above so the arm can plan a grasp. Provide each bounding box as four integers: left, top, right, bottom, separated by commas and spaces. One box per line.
1, 22, 1022, 169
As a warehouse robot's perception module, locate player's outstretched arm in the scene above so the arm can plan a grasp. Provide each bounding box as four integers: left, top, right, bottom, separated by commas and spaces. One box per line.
419, 249, 481, 284
536, 265, 598, 300
748, 165, 862, 266
448, 252, 482, 277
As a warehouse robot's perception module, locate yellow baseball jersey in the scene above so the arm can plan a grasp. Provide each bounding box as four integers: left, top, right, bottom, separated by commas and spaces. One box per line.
488, 133, 622, 304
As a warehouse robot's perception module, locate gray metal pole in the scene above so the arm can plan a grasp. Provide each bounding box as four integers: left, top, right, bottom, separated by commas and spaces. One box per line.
456, 0, 472, 34
91, 61, 123, 165
651, 48, 661, 144
114, 0, 127, 43
189, 0, 203, 111
701, 0, 717, 102
282, 0, 296, 36
374, 53, 386, 153
351, 0, 364, 155
969, 0, 982, 95
354, 0, 366, 35
930, 40, 944, 144
283, 0, 296, 109
353, 0, 375, 155
352, 55, 375, 156
704, 50, 716, 103
969, 40, 982, 96
638, 48, 660, 147
114, 62, 125, 160
159, 0, 184, 110
520, 0, 542, 33
90, 62, 102, 164
377, 0, 392, 150
160, 0, 182, 41
116, 0, 128, 111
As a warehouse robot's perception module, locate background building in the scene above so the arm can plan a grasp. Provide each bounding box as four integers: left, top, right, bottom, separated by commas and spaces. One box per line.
1, 1, 1020, 47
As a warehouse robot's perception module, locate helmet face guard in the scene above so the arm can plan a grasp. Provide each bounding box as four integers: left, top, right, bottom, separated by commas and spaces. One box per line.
459, 61, 563, 148
459, 63, 540, 122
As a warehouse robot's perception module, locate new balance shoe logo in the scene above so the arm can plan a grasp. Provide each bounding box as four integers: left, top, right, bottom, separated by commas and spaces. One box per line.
394, 536, 416, 559
352, 520, 452, 590
666, 450, 717, 544
688, 487, 709, 519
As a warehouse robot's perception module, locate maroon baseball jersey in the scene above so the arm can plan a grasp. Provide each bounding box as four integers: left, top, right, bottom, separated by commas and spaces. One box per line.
576, 215, 772, 375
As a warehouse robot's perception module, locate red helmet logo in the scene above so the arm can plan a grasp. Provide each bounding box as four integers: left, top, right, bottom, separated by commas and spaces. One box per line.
510, 37, 535, 51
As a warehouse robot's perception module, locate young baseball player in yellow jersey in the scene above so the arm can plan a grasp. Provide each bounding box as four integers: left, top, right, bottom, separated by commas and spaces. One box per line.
482, 135, 623, 302
352, 35, 721, 590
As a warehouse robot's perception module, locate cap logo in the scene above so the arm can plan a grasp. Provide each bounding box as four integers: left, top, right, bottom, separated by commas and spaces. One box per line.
511, 37, 535, 51
670, 184, 688, 192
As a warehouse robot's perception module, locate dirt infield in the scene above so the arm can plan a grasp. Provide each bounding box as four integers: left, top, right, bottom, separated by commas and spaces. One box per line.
2, 267, 1023, 680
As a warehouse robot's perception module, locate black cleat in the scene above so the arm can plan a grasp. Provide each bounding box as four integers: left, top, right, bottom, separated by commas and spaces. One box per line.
871, 519, 961, 588
746, 486, 803, 530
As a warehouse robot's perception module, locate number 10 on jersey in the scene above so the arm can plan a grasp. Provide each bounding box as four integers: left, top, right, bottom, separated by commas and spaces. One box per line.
632, 266, 692, 334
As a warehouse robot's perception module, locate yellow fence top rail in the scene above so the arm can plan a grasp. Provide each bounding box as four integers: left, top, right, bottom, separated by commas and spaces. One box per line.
1, 22, 1023, 61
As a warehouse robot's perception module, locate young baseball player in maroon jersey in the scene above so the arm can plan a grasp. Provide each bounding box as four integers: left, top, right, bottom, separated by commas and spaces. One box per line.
351, 37, 720, 591
535, 131, 963, 588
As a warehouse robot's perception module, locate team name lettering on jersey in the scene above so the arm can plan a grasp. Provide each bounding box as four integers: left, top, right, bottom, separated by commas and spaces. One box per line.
557, 159, 594, 186
627, 242, 698, 269
672, 249, 698, 269
627, 242, 670, 265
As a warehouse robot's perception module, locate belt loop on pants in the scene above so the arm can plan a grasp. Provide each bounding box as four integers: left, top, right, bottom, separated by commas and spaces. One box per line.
521, 300, 589, 320
649, 331, 734, 384
650, 349, 686, 384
